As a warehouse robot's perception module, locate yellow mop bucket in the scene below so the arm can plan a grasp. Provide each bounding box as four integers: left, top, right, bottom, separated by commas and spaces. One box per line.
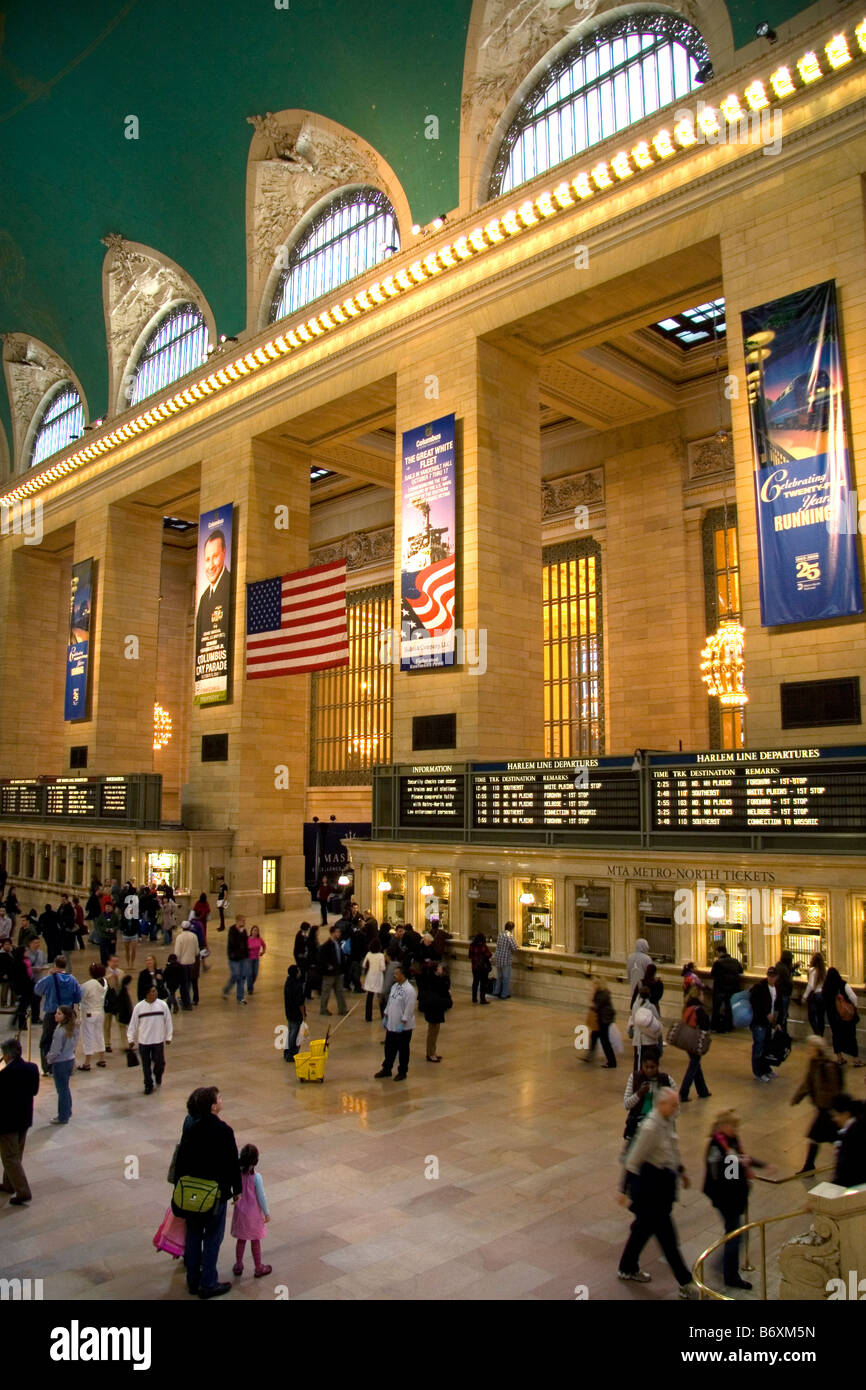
294, 1044, 328, 1083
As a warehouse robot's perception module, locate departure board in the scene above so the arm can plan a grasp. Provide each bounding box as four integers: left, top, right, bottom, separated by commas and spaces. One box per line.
398, 766, 465, 828
651, 748, 866, 833
0, 774, 161, 829
472, 758, 640, 830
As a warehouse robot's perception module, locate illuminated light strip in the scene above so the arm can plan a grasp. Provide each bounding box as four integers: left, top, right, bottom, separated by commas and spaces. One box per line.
3, 17, 865, 511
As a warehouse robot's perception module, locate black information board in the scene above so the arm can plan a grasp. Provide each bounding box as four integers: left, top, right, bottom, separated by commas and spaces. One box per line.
650, 747, 866, 833
0, 774, 161, 829
398, 766, 465, 828
472, 758, 640, 830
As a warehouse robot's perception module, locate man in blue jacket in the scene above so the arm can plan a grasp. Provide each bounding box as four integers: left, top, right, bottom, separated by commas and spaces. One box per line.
34, 956, 82, 1075
0, 1038, 40, 1204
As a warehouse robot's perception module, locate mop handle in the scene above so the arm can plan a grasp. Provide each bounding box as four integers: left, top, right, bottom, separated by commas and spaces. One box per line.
323, 998, 363, 1045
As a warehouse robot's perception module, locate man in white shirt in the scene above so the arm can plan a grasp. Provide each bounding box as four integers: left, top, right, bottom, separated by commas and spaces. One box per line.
375, 965, 416, 1081
127, 986, 173, 1095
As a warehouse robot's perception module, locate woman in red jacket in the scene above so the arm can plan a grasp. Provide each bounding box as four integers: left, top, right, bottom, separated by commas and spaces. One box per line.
469, 933, 492, 1005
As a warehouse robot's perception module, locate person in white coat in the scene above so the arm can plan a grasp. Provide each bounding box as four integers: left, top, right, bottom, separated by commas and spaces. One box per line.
361, 936, 386, 1022
629, 986, 664, 1069
127, 986, 173, 1095
627, 938, 653, 991
78, 962, 108, 1071
375, 965, 416, 1081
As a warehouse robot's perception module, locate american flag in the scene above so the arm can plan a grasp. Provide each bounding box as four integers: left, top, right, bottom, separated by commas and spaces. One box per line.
246, 560, 349, 677
404, 554, 456, 633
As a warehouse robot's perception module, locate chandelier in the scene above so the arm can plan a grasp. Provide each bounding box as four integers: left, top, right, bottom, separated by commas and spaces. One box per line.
700, 618, 747, 706
153, 703, 173, 750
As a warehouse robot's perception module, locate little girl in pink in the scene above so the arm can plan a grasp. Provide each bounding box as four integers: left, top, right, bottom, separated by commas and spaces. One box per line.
231, 1143, 272, 1277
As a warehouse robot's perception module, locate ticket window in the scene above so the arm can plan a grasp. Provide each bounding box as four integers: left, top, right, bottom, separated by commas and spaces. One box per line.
54, 844, 67, 884
38, 844, 50, 880
780, 892, 827, 977
88, 847, 102, 887
147, 853, 181, 889
378, 872, 405, 925
577, 885, 610, 957
420, 872, 450, 932
71, 845, 85, 888
23, 843, 34, 879
13, 841, 23, 876
639, 891, 675, 963
109, 848, 123, 884
520, 880, 553, 950
706, 889, 749, 970
469, 877, 498, 941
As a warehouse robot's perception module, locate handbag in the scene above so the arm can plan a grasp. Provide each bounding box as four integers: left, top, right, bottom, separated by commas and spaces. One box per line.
126, 1047, 140, 1068
153, 1206, 187, 1258
171, 1175, 220, 1216
666, 1020, 712, 1056
836, 993, 856, 1022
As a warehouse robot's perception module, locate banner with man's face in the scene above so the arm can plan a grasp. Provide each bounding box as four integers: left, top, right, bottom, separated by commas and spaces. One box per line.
194, 504, 235, 706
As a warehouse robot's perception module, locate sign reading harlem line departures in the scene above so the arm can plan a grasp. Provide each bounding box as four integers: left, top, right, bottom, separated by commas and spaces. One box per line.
400, 414, 457, 672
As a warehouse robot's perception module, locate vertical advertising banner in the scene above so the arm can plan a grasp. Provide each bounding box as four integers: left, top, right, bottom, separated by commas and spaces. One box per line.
742, 280, 862, 626
400, 413, 457, 671
64, 558, 94, 721
194, 504, 235, 706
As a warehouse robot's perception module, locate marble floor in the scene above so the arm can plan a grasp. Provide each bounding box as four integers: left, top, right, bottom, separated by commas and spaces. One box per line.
0, 910, 849, 1302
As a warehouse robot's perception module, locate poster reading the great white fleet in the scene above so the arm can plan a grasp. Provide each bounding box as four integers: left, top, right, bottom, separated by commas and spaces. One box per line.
742, 280, 862, 626
194, 504, 235, 706
64, 558, 94, 721
400, 414, 457, 671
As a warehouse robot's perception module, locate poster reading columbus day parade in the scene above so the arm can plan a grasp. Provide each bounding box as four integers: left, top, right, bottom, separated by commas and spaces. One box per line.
400, 414, 457, 672
194, 504, 235, 706
742, 279, 862, 626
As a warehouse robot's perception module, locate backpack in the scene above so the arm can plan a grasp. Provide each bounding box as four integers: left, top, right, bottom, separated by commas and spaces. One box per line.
171, 1176, 220, 1217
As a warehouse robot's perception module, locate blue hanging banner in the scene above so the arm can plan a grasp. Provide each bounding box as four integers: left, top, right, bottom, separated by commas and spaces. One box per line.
742, 279, 862, 626
64, 558, 94, 722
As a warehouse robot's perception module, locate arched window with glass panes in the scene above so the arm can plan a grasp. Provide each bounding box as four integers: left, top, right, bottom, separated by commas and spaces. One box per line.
269, 189, 399, 323
489, 12, 709, 198
30, 385, 85, 468
128, 302, 208, 407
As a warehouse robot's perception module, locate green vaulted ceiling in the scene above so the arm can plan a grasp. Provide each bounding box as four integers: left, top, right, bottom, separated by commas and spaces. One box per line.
0, 0, 816, 449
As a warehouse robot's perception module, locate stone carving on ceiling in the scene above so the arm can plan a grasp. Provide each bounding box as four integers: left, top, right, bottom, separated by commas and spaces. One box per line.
542, 468, 603, 516
688, 434, 734, 479
2, 333, 81, 470
101, 235, 214, 414
246, 112, 383, 327
311, 526, 395, 572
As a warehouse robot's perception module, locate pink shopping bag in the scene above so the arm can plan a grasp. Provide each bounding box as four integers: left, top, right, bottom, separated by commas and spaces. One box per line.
153, 1206, 187, 1259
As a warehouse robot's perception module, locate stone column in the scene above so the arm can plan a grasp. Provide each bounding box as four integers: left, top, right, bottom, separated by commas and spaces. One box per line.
392, 332, 543, 761
552, 873, 568, 952
183, 436, 312, 916
0, 543, 68, 774
65, 501, 164, 773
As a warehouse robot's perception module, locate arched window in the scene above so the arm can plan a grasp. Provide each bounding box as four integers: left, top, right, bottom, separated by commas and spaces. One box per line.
270, 189, 399, 323
490, 13, 709, 198
30, 385, 85, 468
128, 303, 208, 406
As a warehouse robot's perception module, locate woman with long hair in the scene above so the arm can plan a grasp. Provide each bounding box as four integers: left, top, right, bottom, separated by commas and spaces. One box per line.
791, 1035, 841, 1174
469, 932, 492, 1005
46, 1005, 80, 1124
247, 925, 267, 995
78, 962, 108, 1070
802, 952, 828, 1038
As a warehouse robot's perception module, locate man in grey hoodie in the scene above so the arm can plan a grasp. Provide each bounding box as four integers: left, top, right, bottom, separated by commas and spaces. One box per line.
627, 938, 653, 991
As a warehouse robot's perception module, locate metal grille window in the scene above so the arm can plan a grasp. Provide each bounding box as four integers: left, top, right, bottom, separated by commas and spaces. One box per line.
543, 540, 603, 757
270, 190, 399, 322
702, 507, 744, 750
128, 303, 208, 407
30, 386, 84, 467
491, 14, 707, 198
310, 585, 393, 784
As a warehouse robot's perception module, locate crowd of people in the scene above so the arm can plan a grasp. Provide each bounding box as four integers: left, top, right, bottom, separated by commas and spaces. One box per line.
2, 875, 865, 1303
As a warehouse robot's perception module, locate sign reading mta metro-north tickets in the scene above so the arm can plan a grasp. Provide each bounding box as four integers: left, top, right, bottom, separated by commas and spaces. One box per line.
742, 279, 862, 626
64, 557, 94, 721
194, 504, 235, 706
400, 414, 457, 672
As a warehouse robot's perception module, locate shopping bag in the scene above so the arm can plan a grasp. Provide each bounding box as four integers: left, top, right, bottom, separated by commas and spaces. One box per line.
126, 1047, 140, 1068
153, 1206, 186, 1259
608, 1022, 624, 1055
731, 991, 752, 1028
297, 1020, 310, 1050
